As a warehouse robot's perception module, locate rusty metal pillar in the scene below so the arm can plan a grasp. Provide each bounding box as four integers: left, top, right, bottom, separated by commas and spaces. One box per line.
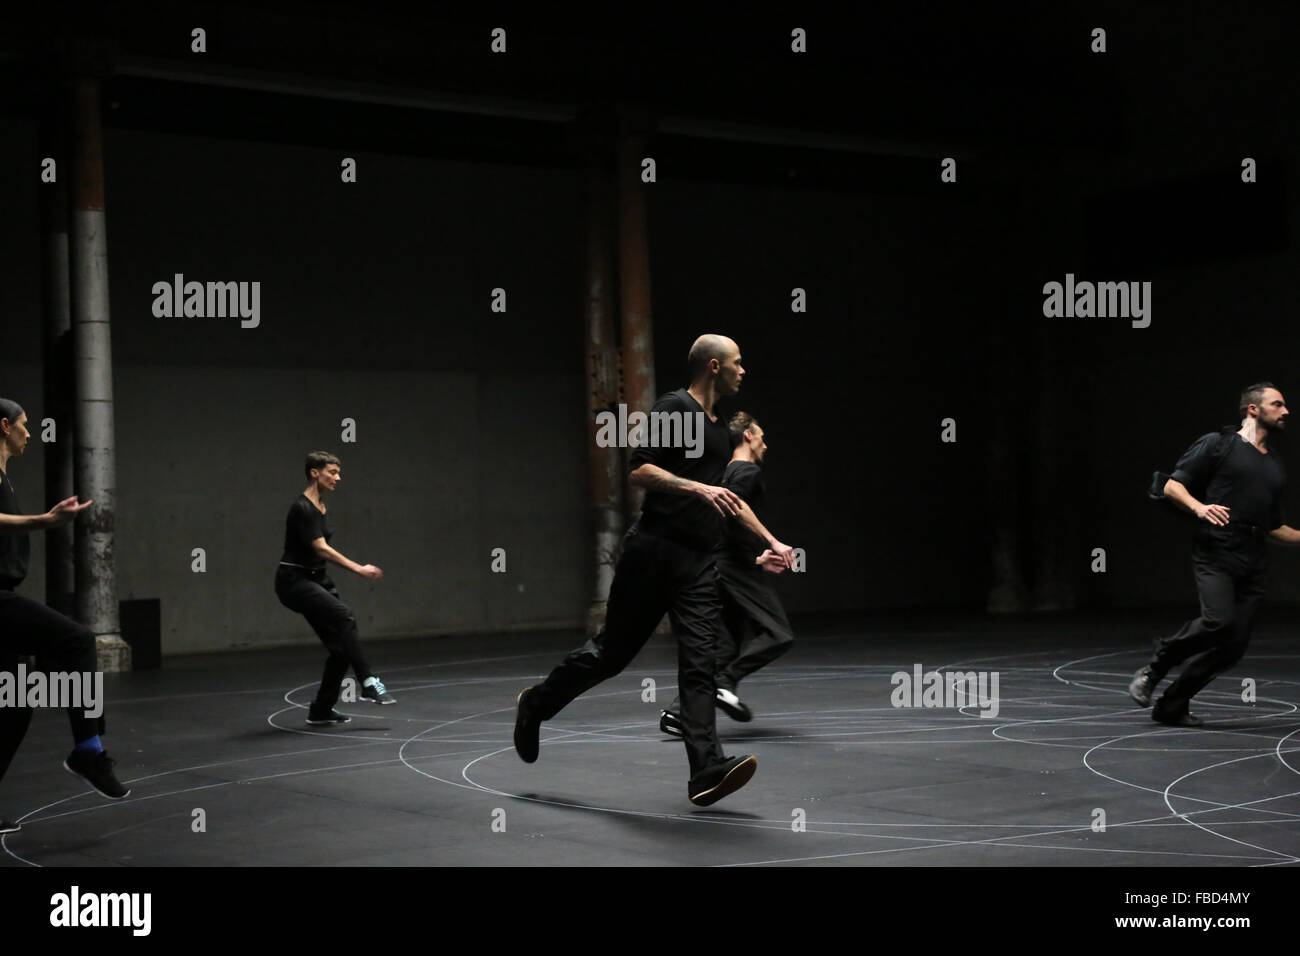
39, 95, 76, 618
581, 118, 624, 635
67, 40, 129, 671
617, 109, 657, 520
615, 109, 673, 634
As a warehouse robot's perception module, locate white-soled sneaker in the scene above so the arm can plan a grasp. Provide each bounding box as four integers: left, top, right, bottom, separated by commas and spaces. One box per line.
361, 676, 396, 704
715, 687, 753, 722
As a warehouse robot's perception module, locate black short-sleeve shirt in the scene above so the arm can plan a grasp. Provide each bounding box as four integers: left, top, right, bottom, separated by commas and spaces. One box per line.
281, 494, 332, 569
628, 388, 732, 551
0, 468, 31, 586
1171, 432, 1286, 530
719, 460, 767, 561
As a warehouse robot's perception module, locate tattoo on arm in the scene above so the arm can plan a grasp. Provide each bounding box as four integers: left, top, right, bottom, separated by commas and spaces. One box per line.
633, 465, 695, 495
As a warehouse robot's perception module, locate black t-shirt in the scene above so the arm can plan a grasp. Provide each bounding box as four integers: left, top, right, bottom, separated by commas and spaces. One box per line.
281, 494, 332, 570
628, 388, 732, 551
0, 468, 31, 587
1171, 432, 1286, 529
718, 459, 767, 562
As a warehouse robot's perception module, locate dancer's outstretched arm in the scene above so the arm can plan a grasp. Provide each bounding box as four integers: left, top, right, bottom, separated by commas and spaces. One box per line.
310, 537, 382, 580
0, 496, 91, 532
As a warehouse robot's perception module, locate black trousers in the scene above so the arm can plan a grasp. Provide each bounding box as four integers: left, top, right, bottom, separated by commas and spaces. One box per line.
1150, 526, 1268, 715
0, 587, 100, 786
275, 566, 372, 712
526, 523, 725, 776
714, 555, 794, 691
0, 664, 33, 787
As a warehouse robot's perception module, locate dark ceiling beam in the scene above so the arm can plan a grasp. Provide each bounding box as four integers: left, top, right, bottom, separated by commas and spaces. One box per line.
657, 116, 981, 161
115, 55, 577, 123
112, 55, 980, 160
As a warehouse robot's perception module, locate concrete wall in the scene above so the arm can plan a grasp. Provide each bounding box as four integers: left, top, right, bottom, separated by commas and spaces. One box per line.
0, 116, 992, 653
3, 118, 598, 652
3, 103, 1297, 653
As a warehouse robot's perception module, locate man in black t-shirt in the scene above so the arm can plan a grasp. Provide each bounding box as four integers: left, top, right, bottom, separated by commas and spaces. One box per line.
0, 398, 129, 832
660, 412, 796, 734
513, 335, 796, 805
1131, 382, 1300, 725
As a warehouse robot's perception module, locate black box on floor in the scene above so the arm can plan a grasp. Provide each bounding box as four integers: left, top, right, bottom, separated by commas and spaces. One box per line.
119, 598, 161, 669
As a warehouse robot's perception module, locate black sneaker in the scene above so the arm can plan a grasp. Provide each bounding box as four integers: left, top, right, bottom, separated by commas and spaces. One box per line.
0, 819, 19, 835
1128, 667, 1158, 708
360, 677, 396, 705
514, 687, 541, 763
64, 749, 130, 800
306, 708, 352, 726
715, 687, 753, 722
659, 709, 684, 737
1153, 707, 1204, 728
689, 755, 757, 806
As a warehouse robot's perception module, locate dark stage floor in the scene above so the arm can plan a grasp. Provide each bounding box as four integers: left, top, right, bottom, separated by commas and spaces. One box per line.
3, 611, 1299, 867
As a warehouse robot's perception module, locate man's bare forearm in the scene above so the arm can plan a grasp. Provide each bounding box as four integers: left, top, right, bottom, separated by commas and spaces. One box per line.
1269, 525, 1300, 545
1163, 479, 1201, 515
630, 463, 702, 496
733, 499, 778, 547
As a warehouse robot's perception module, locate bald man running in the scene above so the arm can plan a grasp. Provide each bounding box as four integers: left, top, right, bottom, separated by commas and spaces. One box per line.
513, 335, 795, 805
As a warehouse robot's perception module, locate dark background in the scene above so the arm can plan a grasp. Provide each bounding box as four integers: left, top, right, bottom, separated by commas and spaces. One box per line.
0, 2, 1297, 652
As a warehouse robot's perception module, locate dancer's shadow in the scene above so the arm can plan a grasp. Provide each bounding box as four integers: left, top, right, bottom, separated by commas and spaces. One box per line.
511, 791, 762, 821
718, 726, 801, 741
230, 727, 292, 741
261, 723, 397, 738
655, 725, 806, 743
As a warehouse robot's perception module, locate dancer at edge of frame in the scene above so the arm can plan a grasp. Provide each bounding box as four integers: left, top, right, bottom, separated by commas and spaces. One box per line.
1131, 381, 1300, 726
513, 334, 796, 806
0, 397, 128, 836
275, 451, 395, 726
660, 410, 796, 737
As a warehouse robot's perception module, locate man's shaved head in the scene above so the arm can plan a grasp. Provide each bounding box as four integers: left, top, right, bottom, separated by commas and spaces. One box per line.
686, 334, 738, 381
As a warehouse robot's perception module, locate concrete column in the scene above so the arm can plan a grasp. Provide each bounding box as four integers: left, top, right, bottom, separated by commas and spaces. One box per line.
67, 61, 129, 671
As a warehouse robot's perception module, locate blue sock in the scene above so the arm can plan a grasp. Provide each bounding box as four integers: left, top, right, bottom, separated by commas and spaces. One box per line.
74, 735, 103, 754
